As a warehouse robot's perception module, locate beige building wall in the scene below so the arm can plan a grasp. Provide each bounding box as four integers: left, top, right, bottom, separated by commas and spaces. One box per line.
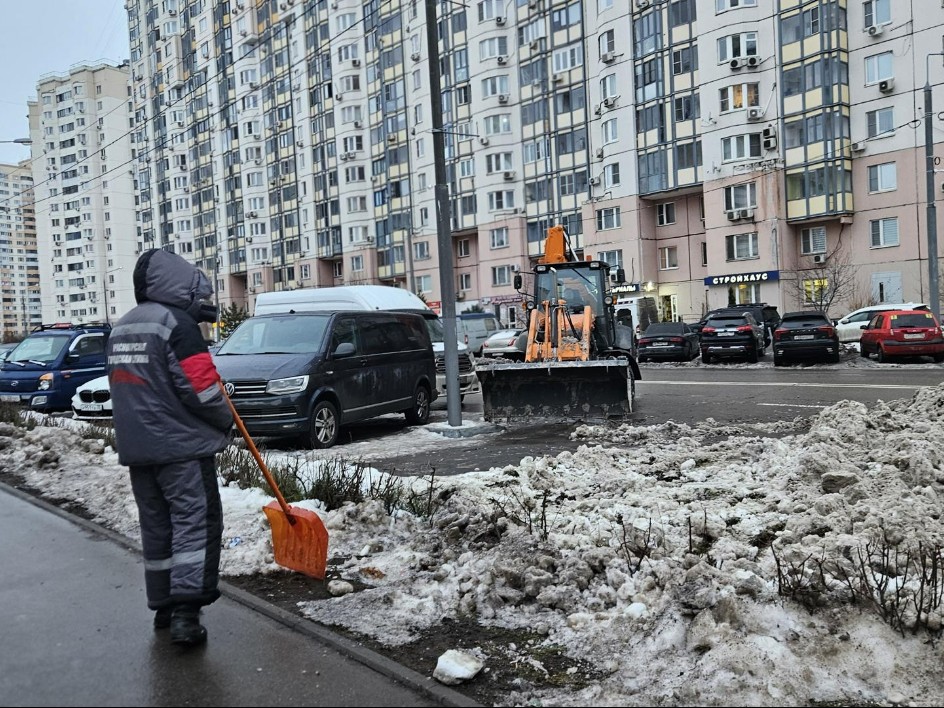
0, 161, 38, 339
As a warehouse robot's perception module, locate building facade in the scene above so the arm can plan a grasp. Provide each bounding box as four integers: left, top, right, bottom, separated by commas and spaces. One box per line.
0, 161, 39, 340
119, 0, 943, 327
27, 62, 139, 326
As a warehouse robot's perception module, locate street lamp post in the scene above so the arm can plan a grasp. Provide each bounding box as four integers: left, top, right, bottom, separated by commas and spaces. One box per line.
924, 53, 943, 324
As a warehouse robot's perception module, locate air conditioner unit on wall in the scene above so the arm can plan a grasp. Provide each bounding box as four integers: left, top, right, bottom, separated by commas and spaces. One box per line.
851, 141, 867, 153
879, 78, 895, 93
763, 136, 777, 151
747, 108, 763, 121
813, 254, 827, 264
601, 52, 615, 64
867, 25, 884, 37
730, 58, 747, 70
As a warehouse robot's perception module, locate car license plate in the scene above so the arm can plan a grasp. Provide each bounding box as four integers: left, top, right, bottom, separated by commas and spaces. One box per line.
0, 394, 19, 403
718, 332, 735, 336
652, 342, 670, 347
80, 403, 104, 412
794, 334, 814, 340
903, 333, 924, 339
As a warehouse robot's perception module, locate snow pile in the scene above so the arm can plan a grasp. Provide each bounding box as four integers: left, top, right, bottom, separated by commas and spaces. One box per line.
2, 383, 944, 706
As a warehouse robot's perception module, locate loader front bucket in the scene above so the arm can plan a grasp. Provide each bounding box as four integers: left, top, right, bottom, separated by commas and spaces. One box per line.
477, 358, 634, 423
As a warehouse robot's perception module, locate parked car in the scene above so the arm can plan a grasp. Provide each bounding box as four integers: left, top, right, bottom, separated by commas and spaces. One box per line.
859, 309, 944, 363
690, 309, 728, 339
699, 311, 765, 363
834, 302, 929, 343
637, 322, 700, 362
0, 322, 111, 412
213, 309, 437, 449
480, 328, 526, 360
724, 303, 781, 348
71, 375, 113, 421
772, 311, 841, 366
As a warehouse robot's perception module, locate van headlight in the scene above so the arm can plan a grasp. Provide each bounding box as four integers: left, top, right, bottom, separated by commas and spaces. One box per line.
38, 373, 54, 391
266, 375, 309, 395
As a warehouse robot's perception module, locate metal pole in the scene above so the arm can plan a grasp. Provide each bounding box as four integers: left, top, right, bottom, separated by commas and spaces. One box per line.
425, 0, 461, 427
924, 55, 941, 323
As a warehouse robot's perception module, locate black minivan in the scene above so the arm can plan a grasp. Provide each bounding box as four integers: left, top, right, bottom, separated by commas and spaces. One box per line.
213, 310, 437, 448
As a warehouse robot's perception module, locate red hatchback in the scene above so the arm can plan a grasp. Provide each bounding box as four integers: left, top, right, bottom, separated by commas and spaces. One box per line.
859, 310, 944, 363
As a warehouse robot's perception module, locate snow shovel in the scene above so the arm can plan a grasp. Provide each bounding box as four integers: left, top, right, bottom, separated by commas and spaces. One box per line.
218, 380, 329, 579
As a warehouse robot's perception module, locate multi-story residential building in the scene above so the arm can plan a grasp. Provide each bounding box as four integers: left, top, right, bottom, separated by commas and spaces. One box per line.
27, 62, 139, 326
123, 0, 943, 327
0, 161, 39, 339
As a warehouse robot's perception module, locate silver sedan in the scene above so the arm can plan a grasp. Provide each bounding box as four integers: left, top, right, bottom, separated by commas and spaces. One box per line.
479, 328, 526, 360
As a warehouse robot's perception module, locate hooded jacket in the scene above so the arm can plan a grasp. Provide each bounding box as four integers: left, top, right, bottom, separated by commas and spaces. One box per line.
106, 249, 233, 467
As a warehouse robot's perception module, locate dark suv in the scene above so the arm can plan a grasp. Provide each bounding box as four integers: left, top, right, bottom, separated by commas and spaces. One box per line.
724, 303, 781, 348
0, 322, 111, 412
700, 311, 765, 363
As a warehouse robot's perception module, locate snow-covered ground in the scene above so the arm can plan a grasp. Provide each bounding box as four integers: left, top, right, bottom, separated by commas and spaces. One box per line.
3, 371, 944, 706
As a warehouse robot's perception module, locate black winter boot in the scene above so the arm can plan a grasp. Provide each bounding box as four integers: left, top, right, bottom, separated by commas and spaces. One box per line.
153, 607, 173, 630
170, 605, 207, 646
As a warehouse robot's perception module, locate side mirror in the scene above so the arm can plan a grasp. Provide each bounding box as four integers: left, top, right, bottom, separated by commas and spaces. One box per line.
513, 273, 522, 291
66, 352, 81, 362
859, 324, 867, 330
831, 319, 838, 326
333, 342, 356, 357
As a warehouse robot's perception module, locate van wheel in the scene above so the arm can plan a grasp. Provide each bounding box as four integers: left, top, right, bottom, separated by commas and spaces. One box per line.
307, 400, 340, 449
404, 384, 431, 425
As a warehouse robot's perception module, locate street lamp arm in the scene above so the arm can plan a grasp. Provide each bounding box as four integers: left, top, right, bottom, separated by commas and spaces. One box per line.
0, 138, 31, 145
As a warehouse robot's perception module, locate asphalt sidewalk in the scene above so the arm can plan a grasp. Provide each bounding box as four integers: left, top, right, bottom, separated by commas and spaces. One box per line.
0, 483, 480, 707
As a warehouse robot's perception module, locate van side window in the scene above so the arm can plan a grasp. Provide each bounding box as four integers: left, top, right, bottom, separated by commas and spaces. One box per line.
403, 317, 428, 348
330, 317, 358, 353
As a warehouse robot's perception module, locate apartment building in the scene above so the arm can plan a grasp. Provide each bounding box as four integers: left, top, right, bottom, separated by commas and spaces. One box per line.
124, 0, 944, 326
0, 161, 39, 339
27, 62, 139, 325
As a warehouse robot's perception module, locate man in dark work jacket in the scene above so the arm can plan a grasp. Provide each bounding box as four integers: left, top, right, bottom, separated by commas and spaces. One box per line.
107, 249, 233, 647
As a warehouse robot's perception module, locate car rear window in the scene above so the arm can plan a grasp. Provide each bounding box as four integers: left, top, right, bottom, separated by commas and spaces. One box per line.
780, 315, 830, 328
890, 313, 936, 328
644, 323, 686, 335
707, 316, 748, 327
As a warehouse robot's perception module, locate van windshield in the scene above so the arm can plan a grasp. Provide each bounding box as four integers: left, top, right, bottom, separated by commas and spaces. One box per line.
424, 317, 445, 343
216, 314, 330, 355
6, 334, 70, 364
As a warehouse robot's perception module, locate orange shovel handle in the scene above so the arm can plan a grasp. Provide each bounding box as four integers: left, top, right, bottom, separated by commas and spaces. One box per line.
218, 380, 296, 524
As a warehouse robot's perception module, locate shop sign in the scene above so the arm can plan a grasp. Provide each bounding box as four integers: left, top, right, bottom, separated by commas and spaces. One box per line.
704, 270, 779, 286
611, 283, 641, 294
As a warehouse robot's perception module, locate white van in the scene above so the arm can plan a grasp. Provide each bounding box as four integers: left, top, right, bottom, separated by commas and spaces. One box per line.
254, 286, 480, 401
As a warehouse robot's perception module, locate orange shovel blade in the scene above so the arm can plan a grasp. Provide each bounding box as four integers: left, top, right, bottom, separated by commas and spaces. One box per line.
262, 501, 330, 579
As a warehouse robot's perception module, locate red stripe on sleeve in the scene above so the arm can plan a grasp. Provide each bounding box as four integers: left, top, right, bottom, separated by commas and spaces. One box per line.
180, 352, 220, 393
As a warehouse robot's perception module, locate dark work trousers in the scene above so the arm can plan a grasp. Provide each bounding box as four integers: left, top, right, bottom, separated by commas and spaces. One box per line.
129, 457, 223, 610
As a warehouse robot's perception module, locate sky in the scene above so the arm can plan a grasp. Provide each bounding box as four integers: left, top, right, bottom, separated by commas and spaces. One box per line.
0, 0, 129, 165
7, 355, 944, 706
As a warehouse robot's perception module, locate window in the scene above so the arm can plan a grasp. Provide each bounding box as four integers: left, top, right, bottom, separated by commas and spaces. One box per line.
726, 232, 759, 260
721, 134, 762, 161
870, 217, 899, 247
456, 239, 471, 257
484, 114, 512, 135
481, 75, 509, 97
602, 119, 618, 144
479, 37, 508, 60
351, 255, 364, 271
552, 3, 581, 30
490, 227, 508, 249
717, 33, 757, 62
867, 107, 895, 138
346, 196, 367, 212
676, 141, 702, 169
458, 272, 472, 291
492, 265, 513, 286
803, 279, 829, 305
552, 43, 583, 73
672, 46, 698, 74
604, 162, 621, 188
674, 93, 700, 121
601, 74, 618, 100
719, 83, 759, 112
657, 203, 676, 226
414, 274, 432, 293
414, 241, 430, 260
488, 190, 515, 210
716, 0, 757, 11
659, 246, 679, 270
486, 152, 513, 173
865, 52, 893, 84
864, 0, 891, 28
598, 0, 614, 10
597, 249, 623, 269
868, 162, 897, 192
596, 207, 621, 230
599, 30, 615, 57
669, 0, 696, 27
723, 183, 757, 210
801, 226, 826, 255
477, 0, 501, 21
